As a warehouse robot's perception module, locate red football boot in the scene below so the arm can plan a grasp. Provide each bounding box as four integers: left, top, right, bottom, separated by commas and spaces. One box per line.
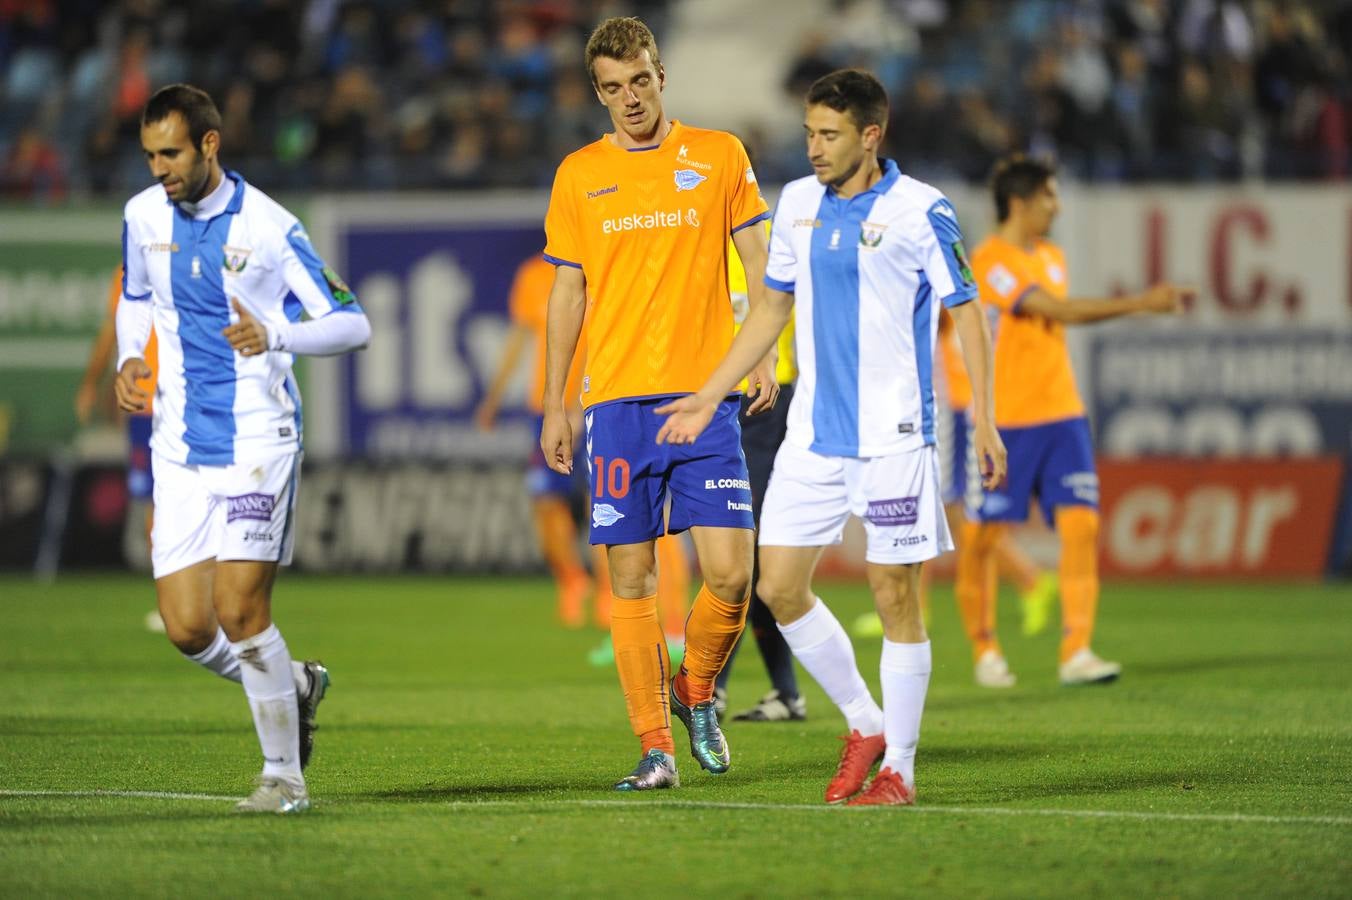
846, 767, 915, 807
824, 730, 886, 804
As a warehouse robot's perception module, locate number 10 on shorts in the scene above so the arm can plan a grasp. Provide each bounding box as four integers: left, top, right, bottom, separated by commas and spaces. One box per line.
593, 456, 630, 499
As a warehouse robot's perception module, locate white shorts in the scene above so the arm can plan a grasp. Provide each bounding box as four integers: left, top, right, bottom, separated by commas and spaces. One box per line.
759, 442, 954, 565
151, 450, 301, 578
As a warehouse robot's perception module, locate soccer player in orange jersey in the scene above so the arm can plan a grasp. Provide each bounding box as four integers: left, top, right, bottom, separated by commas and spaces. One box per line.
477, 252, 691, 642
956, 155, 1188, 686
540, 17, 777, 790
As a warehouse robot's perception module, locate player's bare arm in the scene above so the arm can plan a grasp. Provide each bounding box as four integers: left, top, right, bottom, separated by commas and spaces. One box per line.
540, 264, 587, 473
475, 323, 531, 431
949, 298, 1007, 488
1019, 283, 1192, 324
654, 287, 794, 445
730, 221, 780, 416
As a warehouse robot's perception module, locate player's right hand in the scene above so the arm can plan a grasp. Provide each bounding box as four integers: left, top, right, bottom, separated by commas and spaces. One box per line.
74, 380, 98, 424
474, 401, 497, 432
114, 358, 152, 413
654, 395, 716, 445
1141, 283, 1191, 314
540, 409, 573, 474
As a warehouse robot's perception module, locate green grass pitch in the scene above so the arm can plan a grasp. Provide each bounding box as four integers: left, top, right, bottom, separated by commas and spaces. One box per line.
1, 572, 1349, 897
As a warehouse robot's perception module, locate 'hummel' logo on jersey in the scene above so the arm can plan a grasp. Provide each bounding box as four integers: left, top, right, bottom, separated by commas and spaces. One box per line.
587, 184, 618, 199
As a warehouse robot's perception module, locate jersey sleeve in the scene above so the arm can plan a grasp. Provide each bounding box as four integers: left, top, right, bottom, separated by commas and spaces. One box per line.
763, 198, 797, 293
918, 198, 980, 309
543, 163, 583, 269
276, 220, 364, 321
120, 213, 152, 302
725, 135, 770, 235
972, 246, 1035, 314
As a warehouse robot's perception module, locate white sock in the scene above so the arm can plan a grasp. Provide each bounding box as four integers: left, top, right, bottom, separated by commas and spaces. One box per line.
229, 624, 302, 780
185, 628, 241, 683
184, 629, 308, 694
778, 599, 882, 735
880, 639, 931, 787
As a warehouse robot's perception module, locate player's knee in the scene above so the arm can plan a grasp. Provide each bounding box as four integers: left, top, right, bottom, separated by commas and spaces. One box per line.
702, 568, 750, 606
755, 577, 805, 621
165, 625, 215, 656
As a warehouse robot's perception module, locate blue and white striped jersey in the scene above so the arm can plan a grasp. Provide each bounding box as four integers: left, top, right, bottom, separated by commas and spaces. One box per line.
764, 159, 978, 458
120, 171, 364, 466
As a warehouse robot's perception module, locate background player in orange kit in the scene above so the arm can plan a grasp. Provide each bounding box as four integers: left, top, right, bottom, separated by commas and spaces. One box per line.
957, 155, 1189, 686
539, 16, 777, 790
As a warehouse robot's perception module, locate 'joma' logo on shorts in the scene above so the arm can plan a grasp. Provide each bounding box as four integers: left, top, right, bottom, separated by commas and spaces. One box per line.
227, 492, 275, 524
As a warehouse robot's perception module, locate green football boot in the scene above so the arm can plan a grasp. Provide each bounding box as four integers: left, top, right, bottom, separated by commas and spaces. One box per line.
670, 681, 731, 774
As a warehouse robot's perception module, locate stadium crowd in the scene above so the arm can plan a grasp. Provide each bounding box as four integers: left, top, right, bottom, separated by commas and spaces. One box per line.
2, 0, 1350, 202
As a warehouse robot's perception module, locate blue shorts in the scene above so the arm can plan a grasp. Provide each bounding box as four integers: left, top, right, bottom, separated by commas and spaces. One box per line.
971, 416, 1098, 525
527, 414, 580, 498
585, 396, 754, 545
128, 414, 153, 500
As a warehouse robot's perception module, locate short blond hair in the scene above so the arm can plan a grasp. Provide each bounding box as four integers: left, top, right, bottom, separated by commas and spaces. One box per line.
584, 16, 661, 86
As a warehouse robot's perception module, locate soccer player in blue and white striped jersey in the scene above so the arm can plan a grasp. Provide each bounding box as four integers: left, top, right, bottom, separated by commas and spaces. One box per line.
657, 70, 1005, 805
114, 84, 371, 814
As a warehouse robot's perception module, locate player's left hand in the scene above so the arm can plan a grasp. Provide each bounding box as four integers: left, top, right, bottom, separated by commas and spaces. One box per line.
744, 353, 780, 416
222, 297, 270, 356
973, 418, 1007, 490
654, 395, 717, 445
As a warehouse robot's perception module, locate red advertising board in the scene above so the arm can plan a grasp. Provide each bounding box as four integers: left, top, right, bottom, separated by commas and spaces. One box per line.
1098, 458, 1346, 578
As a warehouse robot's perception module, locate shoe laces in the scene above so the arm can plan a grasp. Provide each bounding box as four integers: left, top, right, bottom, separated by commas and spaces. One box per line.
838, 731, 878, 768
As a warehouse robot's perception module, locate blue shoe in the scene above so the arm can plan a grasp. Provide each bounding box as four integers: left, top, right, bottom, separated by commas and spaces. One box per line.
670, 681, 731, 774
614, 748, 679, 791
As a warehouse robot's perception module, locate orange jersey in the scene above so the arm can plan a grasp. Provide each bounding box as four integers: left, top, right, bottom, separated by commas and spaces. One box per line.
972, 235, 1084, 427
936, 309, 972, 410
508, 253, 585, 413
108, 266, 158, 412
543, 120, 769, 408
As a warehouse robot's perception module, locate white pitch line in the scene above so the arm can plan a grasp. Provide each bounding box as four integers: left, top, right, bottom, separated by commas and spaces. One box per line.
2, 790, 1347, 827
0, 789, 237, 803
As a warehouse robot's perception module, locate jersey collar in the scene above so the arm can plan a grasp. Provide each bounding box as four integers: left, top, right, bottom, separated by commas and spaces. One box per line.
173, 170, 246, 220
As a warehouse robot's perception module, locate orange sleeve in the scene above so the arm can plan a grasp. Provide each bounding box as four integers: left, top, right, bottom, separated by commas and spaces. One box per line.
543, 162, 584, 269
725, 135, 770, 234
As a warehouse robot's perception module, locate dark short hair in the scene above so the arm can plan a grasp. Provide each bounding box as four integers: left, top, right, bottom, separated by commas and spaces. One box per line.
991, 155, 1056, 222
142, 84, 222, 151
585, 17, 661, 86
805, 69, 889, 133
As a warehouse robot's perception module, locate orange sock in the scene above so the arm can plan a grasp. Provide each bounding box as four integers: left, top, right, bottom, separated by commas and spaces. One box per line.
535, 498, 587, 625
955, 520, 1002, 661
675, 584, 747, 704
1055, 506, 1100, 662
655, 535, 691, 639
591, 546, 613, 628
610, 594, 674, 754
994, 532, 1041, 594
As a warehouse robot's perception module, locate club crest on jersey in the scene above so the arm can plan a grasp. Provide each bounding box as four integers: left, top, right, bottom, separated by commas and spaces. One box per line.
859, 222, 887, 248
674, 169, 707, 192
222, 246, 251, 273
592, 503, 625, 527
